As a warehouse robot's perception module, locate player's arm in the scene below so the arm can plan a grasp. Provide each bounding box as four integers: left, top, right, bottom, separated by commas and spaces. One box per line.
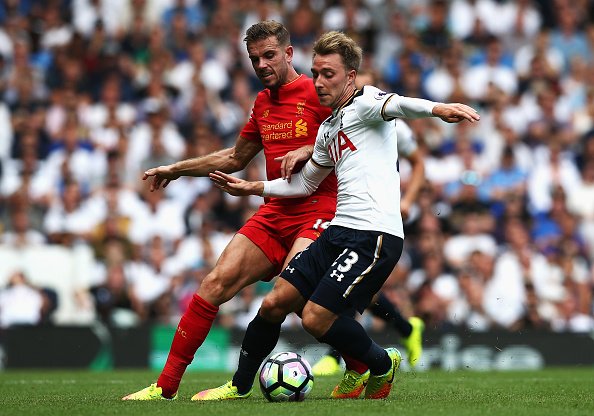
383, 95, 480, 123
143, 136, 263, 191
274, 144, 314, 181
401, 149, 425, 220
209, 159, 332, 198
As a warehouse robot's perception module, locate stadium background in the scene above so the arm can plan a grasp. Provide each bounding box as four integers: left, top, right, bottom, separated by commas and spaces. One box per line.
0, 0, 593, 371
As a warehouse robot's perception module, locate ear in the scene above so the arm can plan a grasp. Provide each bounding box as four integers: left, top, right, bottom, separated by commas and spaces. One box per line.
285, 45, 294, 62
347, 69, 357, 85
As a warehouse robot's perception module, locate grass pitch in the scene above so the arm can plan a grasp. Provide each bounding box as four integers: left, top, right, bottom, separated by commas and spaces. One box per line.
1, 368, 593, 416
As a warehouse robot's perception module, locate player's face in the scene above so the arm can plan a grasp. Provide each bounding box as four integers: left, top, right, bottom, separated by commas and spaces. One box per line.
247, 36, 292, 90
311, 53, 356, 109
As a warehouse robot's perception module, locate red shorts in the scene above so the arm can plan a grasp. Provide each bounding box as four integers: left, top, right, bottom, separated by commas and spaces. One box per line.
238, 195, 336, 281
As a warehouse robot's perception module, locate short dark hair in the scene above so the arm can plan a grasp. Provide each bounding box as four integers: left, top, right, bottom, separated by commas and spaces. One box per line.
244, 20, 290, 47
313, 31, 362, 72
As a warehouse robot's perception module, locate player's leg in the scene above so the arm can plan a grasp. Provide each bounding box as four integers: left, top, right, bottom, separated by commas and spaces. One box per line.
192, 238, 312, 400
299, 227, 404, 399
369, 292, 424, 367
369, 292, 412, 337
231, 237, 313, 392
302, 301, 401, 400
191, 200, 337, 401
193, 277, 308, 400
123, 233, 275, 400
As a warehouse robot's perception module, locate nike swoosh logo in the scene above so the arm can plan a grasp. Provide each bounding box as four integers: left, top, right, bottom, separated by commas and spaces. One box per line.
387, 360, 396, 383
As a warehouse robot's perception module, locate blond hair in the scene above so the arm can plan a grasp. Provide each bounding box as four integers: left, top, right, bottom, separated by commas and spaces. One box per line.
312, 31, 362, 72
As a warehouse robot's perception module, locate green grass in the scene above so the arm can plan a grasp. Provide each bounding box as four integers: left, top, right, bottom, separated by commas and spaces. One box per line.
1, 368, 593, 416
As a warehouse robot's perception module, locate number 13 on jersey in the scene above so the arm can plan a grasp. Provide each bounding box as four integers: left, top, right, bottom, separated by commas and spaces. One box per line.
330, 248, 359, 282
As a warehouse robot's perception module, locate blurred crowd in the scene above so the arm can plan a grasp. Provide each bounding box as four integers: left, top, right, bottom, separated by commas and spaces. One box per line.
0, 0, 593, 334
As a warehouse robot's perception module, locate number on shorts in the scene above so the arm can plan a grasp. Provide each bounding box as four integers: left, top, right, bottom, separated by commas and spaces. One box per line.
313, 219, 331, 230
330, 249, 359, 282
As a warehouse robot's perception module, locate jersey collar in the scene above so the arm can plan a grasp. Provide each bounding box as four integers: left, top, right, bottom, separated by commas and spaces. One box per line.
331, 88, 363, 119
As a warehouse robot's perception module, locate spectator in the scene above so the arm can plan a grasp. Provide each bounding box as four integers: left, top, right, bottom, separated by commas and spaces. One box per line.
479, 146, 528, 216
424, 41, 468, 103
83, 75, 137, 148
0, 270, 57, 328
0, 210, 46, 247
496, 0, 542, 46
125, 97, 185, 184
514, 29, 564, 86
549, 5, 591, 73
449, 0, 498, 41
128, 184, 185, 246
418, 0, 451, 55
443, 211, 497, 269
161, 0, 205, 35
90, 263, 141, 326
483, 218, 549, 329
448, 255, 492, 331
527, 135, 581, 215
72, 0, 131, 39
409, 251, 460, 330
167, 39, 230, 108
566, 160, 594, 261
462, 36, 518, 101
43, 180, 95, 246
126, 237, 180, 322
44, 119, 107, 192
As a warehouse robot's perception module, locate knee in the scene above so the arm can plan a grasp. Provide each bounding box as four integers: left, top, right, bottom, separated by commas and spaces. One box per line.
301, 308, 326, 339
260, 292, 291, 323
199, 270, 235, 306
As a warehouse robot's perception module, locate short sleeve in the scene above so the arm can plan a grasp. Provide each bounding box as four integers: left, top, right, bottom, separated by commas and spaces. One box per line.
239, 107, 261, 142
354, 86, 397, 122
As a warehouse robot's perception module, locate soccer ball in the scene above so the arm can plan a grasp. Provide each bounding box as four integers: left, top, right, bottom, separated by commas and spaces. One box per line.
259, 351, 314, 402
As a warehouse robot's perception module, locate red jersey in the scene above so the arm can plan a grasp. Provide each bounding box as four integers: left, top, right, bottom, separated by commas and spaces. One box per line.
240, 74, 336, 205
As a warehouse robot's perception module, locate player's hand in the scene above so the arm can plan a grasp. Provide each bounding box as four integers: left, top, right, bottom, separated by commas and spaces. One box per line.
401, 200, 411, 221
143, 165, 180, 191
274, 145, 313, 182
209, 171, 264, 196
432, 103, 480, 123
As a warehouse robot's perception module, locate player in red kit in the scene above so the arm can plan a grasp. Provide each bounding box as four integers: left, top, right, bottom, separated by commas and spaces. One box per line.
237, 71, 337, 261
122, 21, 338, 401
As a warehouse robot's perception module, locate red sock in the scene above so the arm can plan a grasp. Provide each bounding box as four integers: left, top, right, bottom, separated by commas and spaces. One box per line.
157, 294, 218, 398
343, 353, 369, 374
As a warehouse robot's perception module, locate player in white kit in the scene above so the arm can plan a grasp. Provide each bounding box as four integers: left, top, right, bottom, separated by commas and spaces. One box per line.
210, 31, 479, 400
311, 114, 428, 375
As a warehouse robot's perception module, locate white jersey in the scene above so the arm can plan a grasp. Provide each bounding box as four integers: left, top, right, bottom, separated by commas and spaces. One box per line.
396, 119, 417, 158
312, 86, 406, 238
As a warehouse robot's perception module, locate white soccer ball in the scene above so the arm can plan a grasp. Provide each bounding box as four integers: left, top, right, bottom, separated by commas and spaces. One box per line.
259, 351, 314, 402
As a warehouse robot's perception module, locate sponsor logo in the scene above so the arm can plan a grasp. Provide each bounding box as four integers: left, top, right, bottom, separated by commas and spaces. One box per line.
295, 119, 307, 137
327, 130, 357, 163
262, 120, 293, 141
